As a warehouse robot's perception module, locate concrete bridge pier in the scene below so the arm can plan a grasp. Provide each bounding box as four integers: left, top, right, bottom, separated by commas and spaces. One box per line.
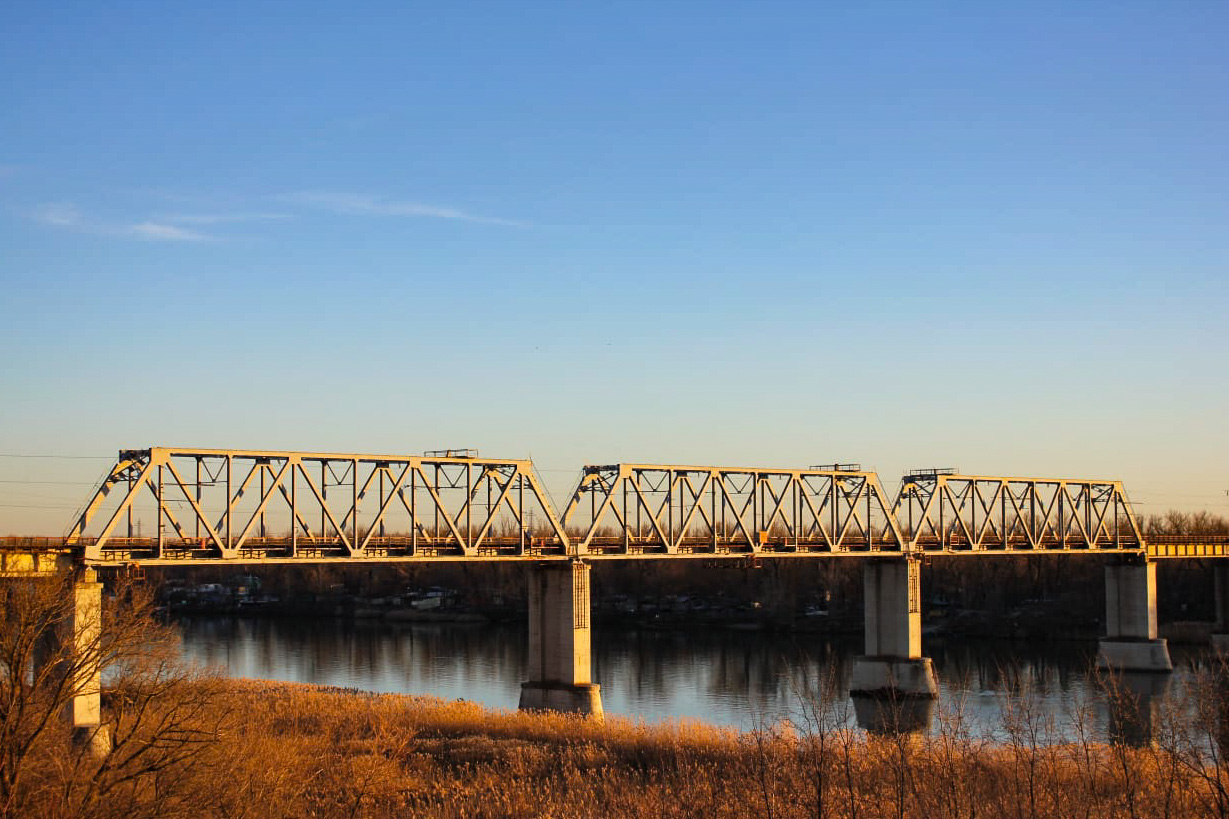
33, 569, 112, 756
518, 560, 603, 717
1212, 562, 1229, 655
1097, 559, 1173, 672
850, 557, 938, 701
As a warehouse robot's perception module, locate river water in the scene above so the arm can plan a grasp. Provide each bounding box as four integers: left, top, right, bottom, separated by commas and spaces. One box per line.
176, 616, 1206, 742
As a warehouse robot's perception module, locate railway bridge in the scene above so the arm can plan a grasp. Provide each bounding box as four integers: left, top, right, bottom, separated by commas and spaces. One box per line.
6, 447, 1229, 741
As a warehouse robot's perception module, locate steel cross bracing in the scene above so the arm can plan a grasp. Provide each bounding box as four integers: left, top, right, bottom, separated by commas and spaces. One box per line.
66, 448, 570, 564
60, 447, 1225, 566
893, 471, 1145, 553
560, 464, 906, 556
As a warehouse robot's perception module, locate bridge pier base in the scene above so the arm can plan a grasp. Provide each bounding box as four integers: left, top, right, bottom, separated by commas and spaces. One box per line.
518, 560, 603, 718
850, 557, 938, 700
1212, 563, 1229, 655
1097, 560, 1172, 673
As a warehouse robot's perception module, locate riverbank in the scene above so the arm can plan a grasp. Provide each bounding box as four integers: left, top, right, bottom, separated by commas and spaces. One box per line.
163, 587, 1126, 641
50, 675, 1229, 818
146, 547, 1228, 645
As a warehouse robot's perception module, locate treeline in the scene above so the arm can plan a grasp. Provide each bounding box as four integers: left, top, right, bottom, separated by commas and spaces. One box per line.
1140, 510, 1229, 536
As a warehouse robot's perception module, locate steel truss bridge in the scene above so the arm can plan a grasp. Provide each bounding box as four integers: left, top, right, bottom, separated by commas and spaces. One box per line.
25, 447, 1220, 567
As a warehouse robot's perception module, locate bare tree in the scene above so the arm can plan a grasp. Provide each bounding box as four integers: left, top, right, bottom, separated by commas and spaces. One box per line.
785, 648, 849, 819
0, 572, 228, 819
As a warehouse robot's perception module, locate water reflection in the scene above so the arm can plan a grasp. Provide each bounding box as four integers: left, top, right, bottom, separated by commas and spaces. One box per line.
176, 616, 1205, 742
179, 616, 527, 703
851, 696, 935, 736
1105, 672, 1172, 746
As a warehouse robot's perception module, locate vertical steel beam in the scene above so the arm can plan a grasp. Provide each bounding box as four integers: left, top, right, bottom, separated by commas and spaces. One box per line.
193, 458, 201, 541
666, 469, 673, 548
156, 464, 164, 555
259, 465, 266, 540
127, 470, 135, 539
220, 455, 228, 550
291, 462, 298, 555
623, 477, 629, 551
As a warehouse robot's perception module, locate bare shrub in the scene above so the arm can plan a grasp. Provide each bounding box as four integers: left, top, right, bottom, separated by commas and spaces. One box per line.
0, 574, 227, 819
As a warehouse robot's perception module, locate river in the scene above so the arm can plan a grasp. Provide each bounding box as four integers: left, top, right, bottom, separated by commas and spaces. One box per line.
176, 615, 1207, 742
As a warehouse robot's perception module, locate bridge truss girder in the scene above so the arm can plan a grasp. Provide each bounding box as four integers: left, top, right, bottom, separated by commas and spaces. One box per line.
66, 448, 570, 563
894, 473, 1144, 553
59, 449, 1178, 565
560, 464, 906, 556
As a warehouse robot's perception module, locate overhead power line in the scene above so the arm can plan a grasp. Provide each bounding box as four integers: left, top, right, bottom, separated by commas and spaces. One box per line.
0, 453, 113, 460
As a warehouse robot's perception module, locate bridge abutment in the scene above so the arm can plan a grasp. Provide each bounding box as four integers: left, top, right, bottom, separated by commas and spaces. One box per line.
1097, 560, 1172, 672
518, 560, 603, 717
850, 557, 938, 700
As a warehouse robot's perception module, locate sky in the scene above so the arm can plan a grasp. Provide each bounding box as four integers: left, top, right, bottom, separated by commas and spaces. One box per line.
1, 1, 1227, 534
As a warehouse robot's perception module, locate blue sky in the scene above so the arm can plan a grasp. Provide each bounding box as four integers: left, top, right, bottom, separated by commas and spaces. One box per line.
2, 1, 1227, 533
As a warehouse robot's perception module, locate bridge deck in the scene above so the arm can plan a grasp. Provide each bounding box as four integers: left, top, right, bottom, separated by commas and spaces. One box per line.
5, 535, 1229, 569
1145, 536, 1229, 559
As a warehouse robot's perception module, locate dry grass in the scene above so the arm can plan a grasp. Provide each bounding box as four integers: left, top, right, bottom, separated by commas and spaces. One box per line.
8, 573, 1229, 817
21, 675, 1215, 819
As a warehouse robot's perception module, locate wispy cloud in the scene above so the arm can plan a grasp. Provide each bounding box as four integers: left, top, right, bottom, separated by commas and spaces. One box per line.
128, 222, 210, 241
33, 202, 83, 227
28, 189, 516, 241
31, 203, 215, 241
282, 191, 526, 227
155, 212, 292, 225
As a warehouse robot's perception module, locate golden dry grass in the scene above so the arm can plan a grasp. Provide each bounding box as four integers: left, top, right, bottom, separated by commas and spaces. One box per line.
44, 677, 1216, 819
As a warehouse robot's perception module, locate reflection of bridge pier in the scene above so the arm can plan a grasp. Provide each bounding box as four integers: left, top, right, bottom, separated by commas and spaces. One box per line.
518, 560, 603, 717
852, 694, 935, 735
1106, 670, 1172, 747
1097, 559, 1172, 672
850, 557, 938, 707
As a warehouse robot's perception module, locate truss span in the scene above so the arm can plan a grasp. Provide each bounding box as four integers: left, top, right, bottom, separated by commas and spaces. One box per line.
66, 448, 570, 563
894, 470, 1145, 553
560, 463, 905, 556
